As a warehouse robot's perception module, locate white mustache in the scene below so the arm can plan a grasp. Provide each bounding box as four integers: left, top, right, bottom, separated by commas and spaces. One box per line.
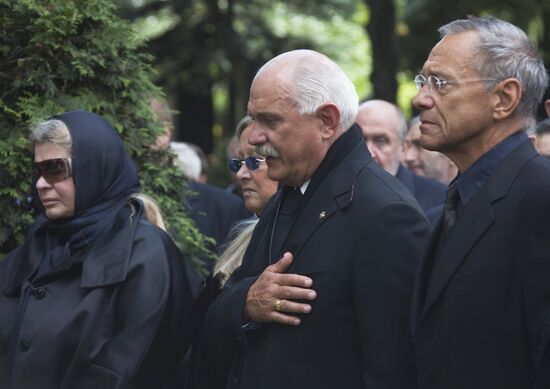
255, 143, 281, 159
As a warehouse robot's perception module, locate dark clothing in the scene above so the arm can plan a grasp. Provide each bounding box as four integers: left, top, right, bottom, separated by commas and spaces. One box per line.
206, 125, 431, 389
0, 202, 194, 389
187, 181, 252, 254
396, 165, 446, 214
0, 111, 194, 389
412, 138, 550, 389
186, 276, 231, 389
453, 130, 527, 211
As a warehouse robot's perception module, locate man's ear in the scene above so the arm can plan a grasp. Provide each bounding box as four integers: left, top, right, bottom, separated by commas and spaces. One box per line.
316, 103, 340, 140
544, 99, 550, 118
492, 78, 521, 120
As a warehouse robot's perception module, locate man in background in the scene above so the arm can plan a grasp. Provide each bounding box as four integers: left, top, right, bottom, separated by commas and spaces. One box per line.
356, 99, 446, 213
404, 116, 457, 185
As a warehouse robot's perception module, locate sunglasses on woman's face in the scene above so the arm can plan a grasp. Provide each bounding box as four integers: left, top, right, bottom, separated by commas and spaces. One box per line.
32, 158, 72, 184
228, 156, 266, 173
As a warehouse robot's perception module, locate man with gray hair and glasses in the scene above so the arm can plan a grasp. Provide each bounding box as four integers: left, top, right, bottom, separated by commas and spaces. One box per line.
207, 49, 431, 388
411, 15, 550, 388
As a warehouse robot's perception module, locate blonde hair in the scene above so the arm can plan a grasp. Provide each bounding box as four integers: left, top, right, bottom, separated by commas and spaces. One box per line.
29, 119, 72, 150
214, 219, 257, 286
131, 193, 167, 231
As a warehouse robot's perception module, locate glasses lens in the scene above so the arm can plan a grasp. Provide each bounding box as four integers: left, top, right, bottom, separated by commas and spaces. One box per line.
244, 157, 261, 171
414, 74, 425, 91
33, 158, 70, 183
228, 158, 242, 173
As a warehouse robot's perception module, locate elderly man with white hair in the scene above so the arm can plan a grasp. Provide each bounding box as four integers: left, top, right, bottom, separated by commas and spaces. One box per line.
206, 49, 431, 389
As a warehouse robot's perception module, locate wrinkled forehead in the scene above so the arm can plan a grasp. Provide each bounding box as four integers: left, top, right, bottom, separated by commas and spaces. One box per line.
423, 31, 480, 77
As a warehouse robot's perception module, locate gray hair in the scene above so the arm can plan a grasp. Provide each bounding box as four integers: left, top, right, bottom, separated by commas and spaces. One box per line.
439, 15, 548, 119
256, 50, 359, 131
170, 141, 202, 181
235, 115, 253, 139
29, 119, 72, 151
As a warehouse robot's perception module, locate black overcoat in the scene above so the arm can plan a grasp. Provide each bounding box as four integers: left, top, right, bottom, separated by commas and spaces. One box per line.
206, 126, 432, 389
0, 204, 194, 389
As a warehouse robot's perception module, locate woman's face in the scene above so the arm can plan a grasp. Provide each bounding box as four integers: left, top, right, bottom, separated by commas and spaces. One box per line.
236, 125, 278, 215
34, 143, 76, 219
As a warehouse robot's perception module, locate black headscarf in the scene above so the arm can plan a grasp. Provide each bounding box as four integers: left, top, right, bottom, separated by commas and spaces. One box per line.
33, 110, 141, 277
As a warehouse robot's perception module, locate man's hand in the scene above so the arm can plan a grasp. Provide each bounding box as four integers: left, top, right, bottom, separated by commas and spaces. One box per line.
244, 252, 317, 326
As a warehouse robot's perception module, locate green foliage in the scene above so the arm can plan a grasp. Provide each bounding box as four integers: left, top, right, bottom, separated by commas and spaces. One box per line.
0, 0, 214, 272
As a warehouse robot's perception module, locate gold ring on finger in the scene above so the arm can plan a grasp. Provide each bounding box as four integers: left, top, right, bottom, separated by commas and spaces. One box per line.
274, 299, 283, 312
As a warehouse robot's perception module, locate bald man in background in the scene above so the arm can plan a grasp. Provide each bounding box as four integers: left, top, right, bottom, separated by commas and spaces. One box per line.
356, 99, 446, 214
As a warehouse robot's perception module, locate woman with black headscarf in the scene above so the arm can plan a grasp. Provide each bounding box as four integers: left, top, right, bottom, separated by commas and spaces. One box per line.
0, 110, 194, 388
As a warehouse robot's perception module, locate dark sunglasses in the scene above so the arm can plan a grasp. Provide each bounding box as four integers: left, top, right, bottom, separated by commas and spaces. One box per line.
32, 158, 72, 184
228, 156, 266, 173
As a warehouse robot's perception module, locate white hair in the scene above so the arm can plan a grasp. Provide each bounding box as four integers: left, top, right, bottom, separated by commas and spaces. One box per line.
214, 219, 257, 287
256, 50, 359, 131
439, 15, 548, 120
170, 141, 202, 181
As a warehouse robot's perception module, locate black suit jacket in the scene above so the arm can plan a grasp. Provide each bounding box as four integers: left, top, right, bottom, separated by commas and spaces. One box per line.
396, 165, 446, 215
412, 140, 550, 389
206, 126, 431, 389
186, 182, 252, 252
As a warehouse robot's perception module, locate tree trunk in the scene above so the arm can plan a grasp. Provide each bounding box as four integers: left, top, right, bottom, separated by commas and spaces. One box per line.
175, 86, 214, 154
365, 0, 397, 103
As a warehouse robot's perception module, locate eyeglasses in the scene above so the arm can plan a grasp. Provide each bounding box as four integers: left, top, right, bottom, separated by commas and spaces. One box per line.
32, 158, 72, 183
228, 156, 266, 173
414, 74, 497, 93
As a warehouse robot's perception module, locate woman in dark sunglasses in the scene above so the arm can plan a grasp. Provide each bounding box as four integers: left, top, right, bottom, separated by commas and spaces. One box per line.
186, 115, 278, 389
0, 110, 195, 388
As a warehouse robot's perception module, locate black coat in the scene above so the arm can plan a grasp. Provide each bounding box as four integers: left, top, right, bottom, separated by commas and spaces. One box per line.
396, 165, 446, 214
412, 140, 550, 389
206, 126, 432, 389
186, 182, 252, 253
0, 205, 194, 389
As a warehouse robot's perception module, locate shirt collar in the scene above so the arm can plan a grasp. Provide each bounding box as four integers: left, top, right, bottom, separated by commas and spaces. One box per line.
454, 131, 528, 206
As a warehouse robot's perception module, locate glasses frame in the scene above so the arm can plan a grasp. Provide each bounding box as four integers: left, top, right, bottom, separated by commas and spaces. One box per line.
32, 158, 72, 184
228, 156, 266, 173
414, 74, 498, 93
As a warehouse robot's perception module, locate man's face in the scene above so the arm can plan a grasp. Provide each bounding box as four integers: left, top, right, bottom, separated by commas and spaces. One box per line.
247, 68, 329, 187
356, 102, 402, 175
412, 31, 494, 167
403, 121, 451, 180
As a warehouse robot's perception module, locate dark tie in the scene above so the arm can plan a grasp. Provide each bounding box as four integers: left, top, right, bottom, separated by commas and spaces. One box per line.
270, 187, 302, 263
440, 183, 460, 242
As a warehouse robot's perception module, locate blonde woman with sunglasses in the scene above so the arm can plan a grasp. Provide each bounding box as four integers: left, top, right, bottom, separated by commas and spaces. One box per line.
0, 110, 195, 388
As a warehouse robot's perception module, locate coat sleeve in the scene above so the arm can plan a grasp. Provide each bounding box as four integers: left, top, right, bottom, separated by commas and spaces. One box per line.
354, 201, 430, 388
204, 276, 258, 357
76, 224, 194, 389
523, 199, 550, 389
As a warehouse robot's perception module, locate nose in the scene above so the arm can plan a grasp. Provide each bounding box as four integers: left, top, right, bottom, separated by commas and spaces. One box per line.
412, 88, 435, 111
35, 175, 51, 191
404, 144, 418, 163
235, 163, 251, 181
365, 140, 380, 163
248, 121, 267, 146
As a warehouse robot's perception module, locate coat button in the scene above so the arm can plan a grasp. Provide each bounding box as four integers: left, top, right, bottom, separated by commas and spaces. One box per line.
32, 287, 46, 299
19, 339, 30, 352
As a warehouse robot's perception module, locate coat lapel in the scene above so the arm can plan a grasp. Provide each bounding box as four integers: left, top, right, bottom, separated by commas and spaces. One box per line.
420, 191, 494, 321
283, 142, 370, 270
415, 139, 539, 326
